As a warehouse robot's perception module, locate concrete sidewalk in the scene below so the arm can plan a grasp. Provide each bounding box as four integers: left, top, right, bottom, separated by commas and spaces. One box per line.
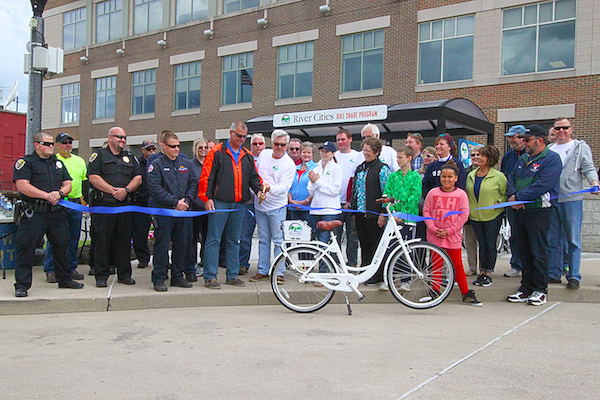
2, 252, 600, 315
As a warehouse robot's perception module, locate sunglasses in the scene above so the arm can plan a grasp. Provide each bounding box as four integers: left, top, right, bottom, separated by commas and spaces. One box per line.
111, 135, 127, 140
288, 147, 300, 151
61, 140, 73, 145
524, 137, 540, 143
36, 141, 54, 147
144, 147, 156, 151
198, 145, 208, 149
273, 142, 287, 147
233, 131, 247, 139
165, 143, 180, 148
553, 126, 571, 131
252, 142, 265, 146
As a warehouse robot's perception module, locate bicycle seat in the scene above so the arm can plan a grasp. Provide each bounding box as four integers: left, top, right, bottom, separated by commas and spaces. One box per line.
316, 220, 343, 231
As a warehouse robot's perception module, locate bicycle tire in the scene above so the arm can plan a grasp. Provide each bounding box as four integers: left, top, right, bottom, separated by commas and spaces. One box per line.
386, 242, 455, 309
271, 246, 337, 313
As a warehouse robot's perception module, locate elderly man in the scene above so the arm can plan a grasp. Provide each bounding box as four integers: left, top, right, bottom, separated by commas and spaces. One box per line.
547, 118, 599, 289
287, 137, 303, 166
147, 132, 198, 292
43, 133, 87, 283
88, 127, 142, 288
239, 133, 267, 275
506, 124, 561, 306
13, 132, 83, 297
501, 124, 527, 278
199, 121, 265, 289
249, 130, 295, 283
405, 133, 424, 171
354, 123, 399, 171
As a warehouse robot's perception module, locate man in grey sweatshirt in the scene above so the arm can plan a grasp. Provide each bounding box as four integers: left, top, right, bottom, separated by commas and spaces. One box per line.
547, 118, 599, 289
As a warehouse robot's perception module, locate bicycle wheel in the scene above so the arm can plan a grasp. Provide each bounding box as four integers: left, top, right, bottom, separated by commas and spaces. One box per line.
386, 242, 455, 309
271, 246, 337, 313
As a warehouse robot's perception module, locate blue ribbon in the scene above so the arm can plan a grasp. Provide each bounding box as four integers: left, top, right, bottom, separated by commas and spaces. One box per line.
60, 186, 599, 222
58, 200, 235, 218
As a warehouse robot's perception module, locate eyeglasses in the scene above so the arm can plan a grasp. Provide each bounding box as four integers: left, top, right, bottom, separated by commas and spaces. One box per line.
165, 143, 180, 149
471, 153, 479, 157
36, 141, 54, 147
251, 142, 264, 146
198, 145, 208, 149
553, 126, 571, 131
273, 142, 287, 147
144, 147, 156, 151
61, 140, 73, 145
288, 147, 300, 151
524, 137, 539, 143
111, 135, 127, 140
232, 131, 247, 139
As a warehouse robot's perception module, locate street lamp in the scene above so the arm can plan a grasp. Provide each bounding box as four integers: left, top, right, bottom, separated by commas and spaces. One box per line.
26, 0, 48, 154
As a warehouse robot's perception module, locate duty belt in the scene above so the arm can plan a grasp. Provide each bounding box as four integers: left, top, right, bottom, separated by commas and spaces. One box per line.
23, 199, 62, 214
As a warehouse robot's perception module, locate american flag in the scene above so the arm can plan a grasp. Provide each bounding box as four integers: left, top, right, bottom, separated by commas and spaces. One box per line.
241, 69, 253, 86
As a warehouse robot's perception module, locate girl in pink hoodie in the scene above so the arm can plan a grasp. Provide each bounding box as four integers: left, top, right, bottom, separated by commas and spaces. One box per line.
423, 162, 482, 306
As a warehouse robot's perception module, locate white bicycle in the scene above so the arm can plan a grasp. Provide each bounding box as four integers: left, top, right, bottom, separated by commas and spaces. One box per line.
269, 201, 455, 314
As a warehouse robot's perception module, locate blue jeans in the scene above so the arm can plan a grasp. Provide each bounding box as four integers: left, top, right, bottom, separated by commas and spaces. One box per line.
339, 208, 358, 267
255, 207, 286, 275
471, 214, 503, 273
549, 200, 583, 281
44, 207, 82, 273
204, 200, 246, 282
239, 204, 256, 269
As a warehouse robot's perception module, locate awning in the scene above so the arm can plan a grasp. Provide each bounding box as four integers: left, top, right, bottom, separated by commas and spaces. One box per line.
245, 98, 494, 144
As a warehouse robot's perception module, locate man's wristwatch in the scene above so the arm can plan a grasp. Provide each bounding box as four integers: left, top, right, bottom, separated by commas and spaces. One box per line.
125, 187, 131, 194
58, 190, 65, 198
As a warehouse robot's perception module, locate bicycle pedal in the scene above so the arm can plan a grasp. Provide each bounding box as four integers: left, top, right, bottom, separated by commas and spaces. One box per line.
357, 295, 365, 301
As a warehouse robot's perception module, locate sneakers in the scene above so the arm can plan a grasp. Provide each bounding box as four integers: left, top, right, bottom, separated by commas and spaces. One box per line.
46, 272, 57, 283
504, 268, 521, 277
249, 273, 269, 282
204, 278, 221, 290
507, 291, 529, 303
71, 270, 85, 280
567, 278, 580, 289
399, 281, 412, 291
195, 264, 203, 277
239, 266, 248, 275
527, 291, 547, 306
15, 288, 28, 297
225, 278, 246, 287
473, 274, 493, 287
462, 289, 482, 306
379, 282, 389, 291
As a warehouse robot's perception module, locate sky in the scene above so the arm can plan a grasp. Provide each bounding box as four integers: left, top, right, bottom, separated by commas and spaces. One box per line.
0, 0, 33, 112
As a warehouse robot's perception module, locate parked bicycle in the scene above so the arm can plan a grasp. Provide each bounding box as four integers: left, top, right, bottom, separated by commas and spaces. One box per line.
270, 200, 455, 314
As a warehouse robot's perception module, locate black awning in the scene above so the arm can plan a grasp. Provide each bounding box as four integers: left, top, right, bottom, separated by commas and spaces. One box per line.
245, 98, 494, 144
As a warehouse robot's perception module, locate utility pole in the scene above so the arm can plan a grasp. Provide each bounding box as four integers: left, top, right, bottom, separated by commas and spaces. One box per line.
26, 0, 48, 155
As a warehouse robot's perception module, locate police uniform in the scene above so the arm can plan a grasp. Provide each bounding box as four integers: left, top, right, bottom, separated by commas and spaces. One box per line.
146, 153, 198, 288
131, 152, 152, 268
13, 152, 75, 294
87, 147, 141, 285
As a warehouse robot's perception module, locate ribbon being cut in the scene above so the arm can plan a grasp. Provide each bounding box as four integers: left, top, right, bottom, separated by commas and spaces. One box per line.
58, 186, 598, 222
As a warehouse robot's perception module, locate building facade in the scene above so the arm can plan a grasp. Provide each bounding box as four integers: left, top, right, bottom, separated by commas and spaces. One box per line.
39, 0, 599, 159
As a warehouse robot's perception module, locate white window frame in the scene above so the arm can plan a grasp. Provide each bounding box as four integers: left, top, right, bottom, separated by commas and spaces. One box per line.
96, 0, 122, 43
63, 7, 86, 50
277, 42, 314, 100
95, 76, 116, 120
340, 29, 385, 93
61, 82, 80, 124
134, 0, 163, 35
221, 52, 253, 106
131, 69, 156, 115
176, 0, 209, 24
174, 61, 202, 111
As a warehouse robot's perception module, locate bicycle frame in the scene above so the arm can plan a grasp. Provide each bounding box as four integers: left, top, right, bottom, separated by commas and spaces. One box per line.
271, 204, 422, 298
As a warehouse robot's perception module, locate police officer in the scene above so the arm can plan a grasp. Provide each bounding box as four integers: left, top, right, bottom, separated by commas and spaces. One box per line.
13, 132, 84, 297
131, 139, 156, 269
87, 127, 141, 288
147, 132, 198, 292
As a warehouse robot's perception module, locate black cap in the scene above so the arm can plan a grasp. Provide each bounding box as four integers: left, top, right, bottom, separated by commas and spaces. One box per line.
519, 124, 546, 138
56, 133, 73, 143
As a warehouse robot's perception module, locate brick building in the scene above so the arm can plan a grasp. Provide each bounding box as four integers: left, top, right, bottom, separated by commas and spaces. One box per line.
39, 0, 599, 163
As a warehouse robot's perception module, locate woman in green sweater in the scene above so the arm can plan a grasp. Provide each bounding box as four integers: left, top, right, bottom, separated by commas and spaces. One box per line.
466, 145, 507, 287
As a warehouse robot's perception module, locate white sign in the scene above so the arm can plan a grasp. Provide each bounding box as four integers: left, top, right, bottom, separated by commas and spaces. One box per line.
273, 105, 387, 128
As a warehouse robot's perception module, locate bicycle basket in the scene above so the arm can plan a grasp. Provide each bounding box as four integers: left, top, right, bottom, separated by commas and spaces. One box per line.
281, 220, 312, 241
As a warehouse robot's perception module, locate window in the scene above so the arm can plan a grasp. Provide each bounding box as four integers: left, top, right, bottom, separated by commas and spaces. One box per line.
95, 76, 116, 119
222, 52, 253, 106
96, 0, 122, 43
176, 0, 208, 24
61, 83, 80, 124
223, 0, 259, 13
341, 30, 384, 92
63, 8, 86, 50
134, 0, 162, 35
132, 69, 156, 115
418, 15, 474, 84
174, 61, 201, 110
502, 0, 576, 75
277, 42, 314, 99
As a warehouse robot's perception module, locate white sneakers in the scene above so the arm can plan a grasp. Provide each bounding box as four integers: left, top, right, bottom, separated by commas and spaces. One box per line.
504, 268, 521, 277
507, 290, 547, 306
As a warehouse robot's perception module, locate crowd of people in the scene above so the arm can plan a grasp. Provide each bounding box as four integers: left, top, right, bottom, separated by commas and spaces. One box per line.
12, 119, 599, 307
